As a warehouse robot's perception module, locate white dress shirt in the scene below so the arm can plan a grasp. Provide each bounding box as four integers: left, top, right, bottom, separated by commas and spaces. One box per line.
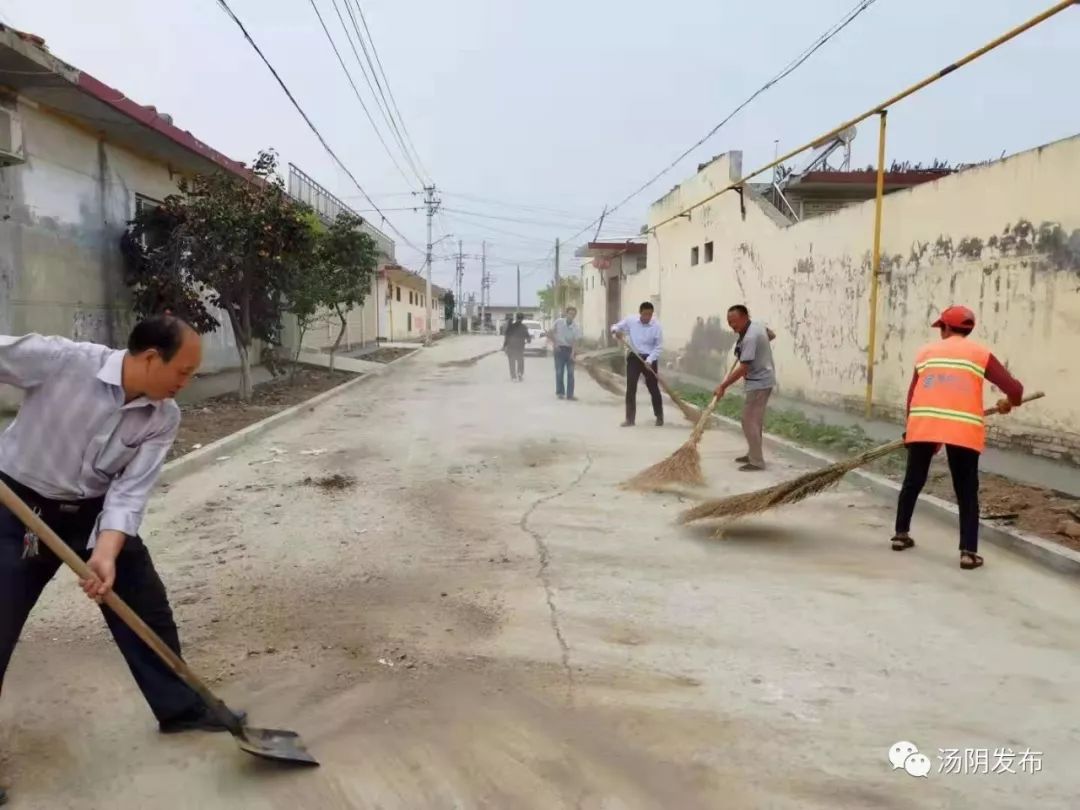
611, 315, 663, 364
0, 334, 180, 547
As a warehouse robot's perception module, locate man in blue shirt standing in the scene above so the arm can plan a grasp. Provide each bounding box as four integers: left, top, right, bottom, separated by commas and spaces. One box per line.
548, 306, 583, 400
611, 302, 664, 427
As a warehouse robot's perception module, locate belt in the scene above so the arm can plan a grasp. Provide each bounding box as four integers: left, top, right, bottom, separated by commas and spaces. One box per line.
0, 472, 105, 537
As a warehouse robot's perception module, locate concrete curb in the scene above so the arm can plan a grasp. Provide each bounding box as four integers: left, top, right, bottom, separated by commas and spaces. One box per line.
159, 354, 410, 487
584, 362, 1080, 577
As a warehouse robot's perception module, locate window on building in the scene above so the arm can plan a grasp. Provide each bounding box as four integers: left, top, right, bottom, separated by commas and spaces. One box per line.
704, 241, 714, 263
690, 246, 700, 266
396, 286, 401, 302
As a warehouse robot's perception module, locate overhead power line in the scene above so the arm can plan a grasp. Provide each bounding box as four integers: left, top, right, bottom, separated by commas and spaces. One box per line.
442, 206, 624, 231
332, 0, 426, 185
557, 0, 885, 249
215, 0, 421, 252
306, 0, 414, 187
351, 0, 432, 182
442, 190, 639, 228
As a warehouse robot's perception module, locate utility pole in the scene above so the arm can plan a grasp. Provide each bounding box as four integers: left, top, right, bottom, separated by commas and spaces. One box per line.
480, 240, 487, 332
554, 237, 560, 319
421, 184, 439, 346
516, 265, 521, 311
455, 239, 464, 334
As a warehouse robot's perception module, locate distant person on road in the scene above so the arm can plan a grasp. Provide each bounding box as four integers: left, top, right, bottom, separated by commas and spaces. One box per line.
892, 305, 1025, 571
503, 312, 530, 382
714, 305, 777, 471
611, 302, 663, 427
549, 306, 583, 400
0, 317, 245, 805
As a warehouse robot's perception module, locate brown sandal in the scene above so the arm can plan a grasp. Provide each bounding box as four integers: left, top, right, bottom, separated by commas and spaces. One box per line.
960, 553, 984, 570
891, 535, 915, 551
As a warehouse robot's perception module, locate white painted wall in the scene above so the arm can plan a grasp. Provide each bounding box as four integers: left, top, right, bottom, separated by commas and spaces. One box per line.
584, 138, 1080, 460
0, 97, 242, 391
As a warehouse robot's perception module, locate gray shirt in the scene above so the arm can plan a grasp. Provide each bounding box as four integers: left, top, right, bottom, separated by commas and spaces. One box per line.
550, 317, 582, 348
0, 334, 180, 548
735, 321, 775, 391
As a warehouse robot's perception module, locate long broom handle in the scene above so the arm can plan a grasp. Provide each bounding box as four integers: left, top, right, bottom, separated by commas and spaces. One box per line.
614, 334, 685, 403
0, 481, 240, 731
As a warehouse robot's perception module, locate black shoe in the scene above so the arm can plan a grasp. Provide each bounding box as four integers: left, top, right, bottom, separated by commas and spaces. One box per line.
655, 418, 664, 427
734, 455, 750, 464
557, 393, 565, 399
160, 705, 247, 734
738, 463, 765, 472
621, 420, 635, 427
566, 396, 577, 401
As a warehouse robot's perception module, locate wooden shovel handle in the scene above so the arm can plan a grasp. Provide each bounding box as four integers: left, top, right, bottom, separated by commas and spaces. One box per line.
0, 481, 239, 729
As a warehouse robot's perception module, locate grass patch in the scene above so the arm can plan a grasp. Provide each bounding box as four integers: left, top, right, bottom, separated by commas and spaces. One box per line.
677, 387, 907, 475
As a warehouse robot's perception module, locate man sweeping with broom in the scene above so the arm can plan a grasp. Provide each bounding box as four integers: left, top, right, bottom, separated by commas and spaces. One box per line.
713, 305, 776, 471
612, 302, 664, 427
892, 306, 1024, 571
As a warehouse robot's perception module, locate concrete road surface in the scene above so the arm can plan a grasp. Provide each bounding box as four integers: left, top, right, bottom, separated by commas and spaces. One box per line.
3, 337, 1078, 808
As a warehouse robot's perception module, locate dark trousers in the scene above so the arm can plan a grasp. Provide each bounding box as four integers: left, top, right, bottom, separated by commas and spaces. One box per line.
506, 347, 525, 379
625, 353, 663, 424
0, 476, 201, 723
554, 347, 575, 397
895, 442, 981, 553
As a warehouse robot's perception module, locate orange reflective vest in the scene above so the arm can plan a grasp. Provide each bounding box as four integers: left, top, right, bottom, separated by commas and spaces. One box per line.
906, 337, 991, 452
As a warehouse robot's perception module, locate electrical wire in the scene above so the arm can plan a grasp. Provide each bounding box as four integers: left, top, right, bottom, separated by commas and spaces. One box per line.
351, 0, 432, 182
441, 206, 623, 231
332, 0, 426, 185
442, 190, 639, 229
306, 0, 414, 188
215, 0, 421, 252
557, 0, 884, 249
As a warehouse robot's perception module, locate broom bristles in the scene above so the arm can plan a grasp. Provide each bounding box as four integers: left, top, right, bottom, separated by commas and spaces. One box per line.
439, 349, 501, 368
621, 442, 705, 492
584, 361, 625, 397
679, 438, 905, 524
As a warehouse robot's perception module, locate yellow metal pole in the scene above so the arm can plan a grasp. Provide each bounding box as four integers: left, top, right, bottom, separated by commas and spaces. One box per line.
650, 0, 1077, 233
865, 111, 888, 419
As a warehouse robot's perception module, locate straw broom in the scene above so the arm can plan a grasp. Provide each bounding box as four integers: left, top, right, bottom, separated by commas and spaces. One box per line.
621, 360, 738, 492
439, 348, 502, 368
583, 360, 625, 397
615, 336, 700, 424
679, 391, 1045, 525
621, 394, 718, 491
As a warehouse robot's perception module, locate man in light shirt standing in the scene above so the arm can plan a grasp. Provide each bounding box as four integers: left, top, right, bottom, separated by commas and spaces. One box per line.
714, 304, 776, 471
611, 301, 664, 427
548, 306, 583, 400
0, 316, 244, 804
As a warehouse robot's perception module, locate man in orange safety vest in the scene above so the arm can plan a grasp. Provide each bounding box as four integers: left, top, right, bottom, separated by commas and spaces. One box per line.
891, 306, 1025, 570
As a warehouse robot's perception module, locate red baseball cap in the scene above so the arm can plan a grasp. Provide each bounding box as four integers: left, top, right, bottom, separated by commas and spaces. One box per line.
932, 305, 976, 330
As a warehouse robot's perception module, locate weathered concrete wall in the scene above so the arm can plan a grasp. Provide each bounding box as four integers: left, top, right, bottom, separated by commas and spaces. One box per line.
583, 137, 1080, 460
0, 97, 241, 407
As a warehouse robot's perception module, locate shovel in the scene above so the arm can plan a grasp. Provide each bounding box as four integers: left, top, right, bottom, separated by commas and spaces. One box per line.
0, 480, 319, 767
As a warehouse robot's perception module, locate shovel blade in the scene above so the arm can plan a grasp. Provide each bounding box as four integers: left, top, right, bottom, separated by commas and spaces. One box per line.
235, 725, 320, 766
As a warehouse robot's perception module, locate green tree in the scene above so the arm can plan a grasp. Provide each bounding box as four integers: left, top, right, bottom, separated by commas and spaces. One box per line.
316, 211, 378, 372
537, 277, 581, 316
123, 149, 317, 400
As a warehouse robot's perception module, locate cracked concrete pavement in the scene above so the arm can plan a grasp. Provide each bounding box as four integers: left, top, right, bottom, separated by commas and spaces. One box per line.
2, 336, 1079, 808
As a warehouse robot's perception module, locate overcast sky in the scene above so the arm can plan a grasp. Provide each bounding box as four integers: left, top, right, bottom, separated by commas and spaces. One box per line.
1, 0, 1076, 306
